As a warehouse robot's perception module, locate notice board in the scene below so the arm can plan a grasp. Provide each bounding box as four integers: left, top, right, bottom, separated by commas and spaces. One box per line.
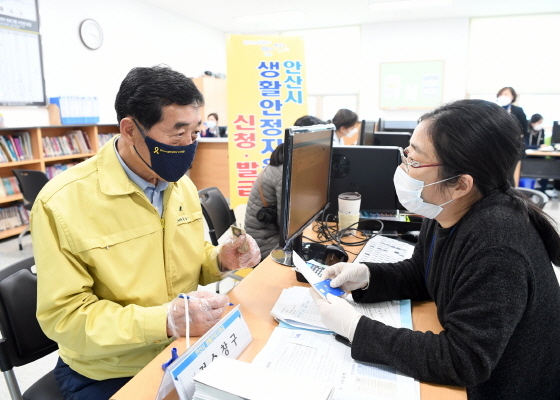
379, 60, 444, 110
0, 0, 46, 106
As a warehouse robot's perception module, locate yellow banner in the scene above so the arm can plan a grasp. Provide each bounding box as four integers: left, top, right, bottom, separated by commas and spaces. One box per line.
226, 34, 308, 208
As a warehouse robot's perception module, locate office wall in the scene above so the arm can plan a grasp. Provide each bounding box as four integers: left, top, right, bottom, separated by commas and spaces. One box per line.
359, 18, 470, 122
0, 0, 226, 127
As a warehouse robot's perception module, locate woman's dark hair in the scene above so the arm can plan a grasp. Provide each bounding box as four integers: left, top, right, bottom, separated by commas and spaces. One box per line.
293, 115, 325, 126
269, 143, 284, 166
497, 86, 517, 103
420, 99, 560, 264
208, 112, 219, 122
332, 109, 358, 130
115, 65, 204, 130
530, 113, 543, 124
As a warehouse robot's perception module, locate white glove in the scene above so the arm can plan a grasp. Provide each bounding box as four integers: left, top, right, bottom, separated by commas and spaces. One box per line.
322, 262, 370, 292
309, 289, 362, 341
218, 234, 261, 271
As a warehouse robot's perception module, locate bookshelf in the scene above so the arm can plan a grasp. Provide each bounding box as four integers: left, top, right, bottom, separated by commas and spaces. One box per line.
0, 124, 119, 240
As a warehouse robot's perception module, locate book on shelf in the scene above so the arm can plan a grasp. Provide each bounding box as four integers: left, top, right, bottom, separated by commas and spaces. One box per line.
45, 162, 79, 179
43, 130, 92, 158
0, 132, 33, 162
99, 133, 119, 147
0, 204, 29, 231
0, 177, 21, 197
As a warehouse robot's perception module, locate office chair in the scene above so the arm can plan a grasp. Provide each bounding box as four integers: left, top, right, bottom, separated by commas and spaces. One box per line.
198, 187, 253, 293
11, 170, 50, 251
515, 187, 549, 210
0, 257, 63, 400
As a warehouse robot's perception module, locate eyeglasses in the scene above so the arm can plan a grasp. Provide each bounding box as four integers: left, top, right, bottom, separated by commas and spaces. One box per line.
399, 147, 442, 173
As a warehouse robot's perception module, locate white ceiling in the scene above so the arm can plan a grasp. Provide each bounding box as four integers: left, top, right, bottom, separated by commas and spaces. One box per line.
138, 0, 560, 33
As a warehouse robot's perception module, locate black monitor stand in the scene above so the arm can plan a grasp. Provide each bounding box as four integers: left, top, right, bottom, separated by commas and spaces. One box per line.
271, 233, 349, 283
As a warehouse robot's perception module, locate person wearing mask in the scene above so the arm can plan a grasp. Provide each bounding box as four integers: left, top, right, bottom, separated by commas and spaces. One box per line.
31, 66, 261, 399
201, 112, 219, 137
496, 86, 527, 134
525, 113, 545, 149
311, 99, 560, 399
331, 109, 358, 146
244, 115, 325, 259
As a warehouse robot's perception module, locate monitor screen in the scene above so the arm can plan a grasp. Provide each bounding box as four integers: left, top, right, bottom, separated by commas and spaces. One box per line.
280, 124, 335, 243
328, 146, 403, 214
552, 121, 560, 144
358, 120, 376, 146
380, 120, 417, 133
374, 132, 411, 148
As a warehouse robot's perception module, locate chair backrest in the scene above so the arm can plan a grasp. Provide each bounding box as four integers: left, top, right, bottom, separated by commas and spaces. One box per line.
515, 187, 549, 210
0, 257, 58, 370
12, 169, 49, 206
198, 187, 236, 246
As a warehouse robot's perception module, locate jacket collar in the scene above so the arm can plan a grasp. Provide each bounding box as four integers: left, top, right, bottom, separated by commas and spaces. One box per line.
97, 136, 178, 196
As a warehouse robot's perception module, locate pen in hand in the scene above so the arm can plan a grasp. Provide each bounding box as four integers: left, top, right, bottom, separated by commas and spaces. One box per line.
179, 294, 234, 306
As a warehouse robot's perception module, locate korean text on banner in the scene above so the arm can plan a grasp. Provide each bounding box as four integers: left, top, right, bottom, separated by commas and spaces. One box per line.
226, 34, 308, 208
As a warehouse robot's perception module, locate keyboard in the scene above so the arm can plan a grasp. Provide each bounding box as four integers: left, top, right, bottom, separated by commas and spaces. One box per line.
354, 235, 415, 264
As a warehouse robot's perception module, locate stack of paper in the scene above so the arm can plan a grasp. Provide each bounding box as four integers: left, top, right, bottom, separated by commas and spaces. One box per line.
192, 357, 334, 400
270, 286, 412, 333
252, 328, 420, 400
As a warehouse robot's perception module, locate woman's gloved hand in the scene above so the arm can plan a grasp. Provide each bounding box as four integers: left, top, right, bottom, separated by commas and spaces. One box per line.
322, 262, 370, 292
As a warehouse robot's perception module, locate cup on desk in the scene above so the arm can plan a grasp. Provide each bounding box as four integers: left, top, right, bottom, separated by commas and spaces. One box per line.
338, 192, 361, 236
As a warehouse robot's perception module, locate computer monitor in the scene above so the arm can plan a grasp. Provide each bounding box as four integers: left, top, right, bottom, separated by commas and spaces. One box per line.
218, 126, 228, 137
358, 120, 376, 146
279, 124, 334, 247
379, 120, 417, 133
328, 146, 403, 215
552, 121, 560, 144
374, 132, 411, 148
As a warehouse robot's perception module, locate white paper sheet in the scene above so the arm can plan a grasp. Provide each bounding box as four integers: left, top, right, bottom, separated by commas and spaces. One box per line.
271, 287, 405, 332
252, 328, 419, 400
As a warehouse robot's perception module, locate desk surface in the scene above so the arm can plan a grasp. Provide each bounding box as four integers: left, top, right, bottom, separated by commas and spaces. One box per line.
525, 149, 560, 157
112, 237, 466, 400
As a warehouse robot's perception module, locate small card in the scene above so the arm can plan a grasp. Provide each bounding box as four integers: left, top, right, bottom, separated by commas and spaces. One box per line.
230, 225, 249, 253
312, 279, 345, 299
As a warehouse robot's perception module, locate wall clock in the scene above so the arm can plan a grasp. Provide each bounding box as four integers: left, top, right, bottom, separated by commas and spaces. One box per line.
80, 19, 103, 50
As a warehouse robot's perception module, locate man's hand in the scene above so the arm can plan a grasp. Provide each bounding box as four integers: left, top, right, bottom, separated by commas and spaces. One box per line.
166, 291, 230, 337
218, 234, 261, 271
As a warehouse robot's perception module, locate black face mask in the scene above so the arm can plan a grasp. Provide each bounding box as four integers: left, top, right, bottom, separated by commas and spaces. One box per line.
132, 119, 198, 182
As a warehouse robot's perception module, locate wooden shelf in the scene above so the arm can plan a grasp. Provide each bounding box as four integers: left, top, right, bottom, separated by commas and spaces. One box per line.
0, 194, 23, 205
0, 159, 41, 168
0, 124, 119, 240
0, 225, 26, 240
43, 153, 95, 162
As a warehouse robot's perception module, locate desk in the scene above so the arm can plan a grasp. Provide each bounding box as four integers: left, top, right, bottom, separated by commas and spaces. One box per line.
112, 238, 466, 400
522, 150, 560, 180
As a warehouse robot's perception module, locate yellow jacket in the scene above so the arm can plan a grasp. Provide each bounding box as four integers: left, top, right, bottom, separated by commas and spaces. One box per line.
31, 137, 222, 380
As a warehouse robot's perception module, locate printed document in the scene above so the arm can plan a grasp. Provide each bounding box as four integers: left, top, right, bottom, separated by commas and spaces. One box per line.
252, 328, 419, 400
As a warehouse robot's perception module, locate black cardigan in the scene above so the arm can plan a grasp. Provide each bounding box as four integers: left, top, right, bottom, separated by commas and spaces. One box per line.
351, 192, 560, 399
509, 104, 528, 134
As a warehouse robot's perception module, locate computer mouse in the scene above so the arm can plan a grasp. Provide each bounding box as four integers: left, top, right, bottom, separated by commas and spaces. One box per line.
323, 245, 349, 265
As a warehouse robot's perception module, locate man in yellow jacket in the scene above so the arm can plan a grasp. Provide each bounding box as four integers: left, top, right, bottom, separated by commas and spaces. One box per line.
31, 66, 261, 399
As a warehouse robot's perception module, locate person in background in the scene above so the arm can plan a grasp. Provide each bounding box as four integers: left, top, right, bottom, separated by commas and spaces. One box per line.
31, 66, 261, 400
496, 86, 527, 134
525, 113, 545, 149
331, 109, 358, 146
245, 115, 325, 259
201, 112, 219, 137
311, 99, 560, 399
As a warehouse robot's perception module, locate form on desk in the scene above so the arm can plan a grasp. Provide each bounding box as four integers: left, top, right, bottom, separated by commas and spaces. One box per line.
355, 235, 415, 264
252, 328, 419, 400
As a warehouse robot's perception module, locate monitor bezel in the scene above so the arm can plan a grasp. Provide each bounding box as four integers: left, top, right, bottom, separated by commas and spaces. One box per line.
279, 123, 335, 247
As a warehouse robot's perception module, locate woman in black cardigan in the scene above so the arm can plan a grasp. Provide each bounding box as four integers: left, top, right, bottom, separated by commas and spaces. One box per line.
496, 86, 527, 133
311, 99, 560, 399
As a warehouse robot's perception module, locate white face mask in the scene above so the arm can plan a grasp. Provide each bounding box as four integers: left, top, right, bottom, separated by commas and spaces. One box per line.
206, 120, 217, 129
532, 123, 543, 131
496, 95, 512, 107
393, 167, 457, 219
345, 127, 358, 137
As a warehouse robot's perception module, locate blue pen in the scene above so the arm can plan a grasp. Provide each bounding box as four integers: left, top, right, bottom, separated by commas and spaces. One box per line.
179, 294, 234, 306
161, 347, 178, 371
